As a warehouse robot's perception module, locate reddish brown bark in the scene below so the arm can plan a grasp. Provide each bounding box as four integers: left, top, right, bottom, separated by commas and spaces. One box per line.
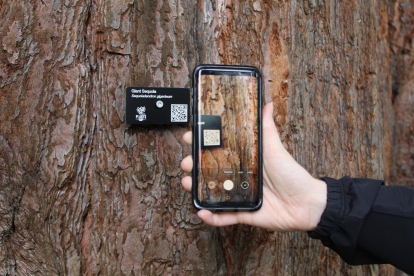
389, 0, 414, 188
0, 0, 409, 275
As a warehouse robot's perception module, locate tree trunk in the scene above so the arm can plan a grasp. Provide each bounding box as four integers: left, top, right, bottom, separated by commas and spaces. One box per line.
0, 0, 408, 275
389, 0, 414, 189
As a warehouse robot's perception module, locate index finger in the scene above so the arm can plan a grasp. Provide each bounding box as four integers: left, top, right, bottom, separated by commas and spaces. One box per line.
183, 131, 192, 145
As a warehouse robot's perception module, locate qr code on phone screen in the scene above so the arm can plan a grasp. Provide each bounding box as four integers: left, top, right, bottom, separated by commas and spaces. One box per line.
203, 130, 220, 146
171, 104, 188, 122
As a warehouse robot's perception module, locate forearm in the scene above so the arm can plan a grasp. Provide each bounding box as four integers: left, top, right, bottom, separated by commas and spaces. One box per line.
308, 177, 414, 275
357, 185, 414, 274
308, 177, 384, 263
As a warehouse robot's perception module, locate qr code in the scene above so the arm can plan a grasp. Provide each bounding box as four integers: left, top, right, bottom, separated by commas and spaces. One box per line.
203, 130, 220, 146
171, 104, 188, 122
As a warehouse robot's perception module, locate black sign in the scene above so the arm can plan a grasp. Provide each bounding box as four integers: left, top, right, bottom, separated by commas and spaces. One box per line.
198, 115, 222, 148
126, 87, 190, 125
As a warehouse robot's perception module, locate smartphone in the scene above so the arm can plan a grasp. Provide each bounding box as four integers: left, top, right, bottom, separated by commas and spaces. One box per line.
192, 65, 263, 211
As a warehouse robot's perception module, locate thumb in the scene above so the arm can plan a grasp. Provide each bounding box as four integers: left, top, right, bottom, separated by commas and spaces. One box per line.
262, 103, 286, 157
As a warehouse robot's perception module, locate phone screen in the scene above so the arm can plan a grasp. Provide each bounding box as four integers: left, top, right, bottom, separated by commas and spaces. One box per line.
193, 66, 262, 210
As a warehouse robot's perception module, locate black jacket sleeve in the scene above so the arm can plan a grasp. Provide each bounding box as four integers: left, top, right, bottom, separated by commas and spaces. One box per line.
308, 176, 414, 275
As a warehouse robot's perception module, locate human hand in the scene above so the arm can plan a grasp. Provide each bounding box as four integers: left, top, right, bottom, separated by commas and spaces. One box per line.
180, 103, 327, 231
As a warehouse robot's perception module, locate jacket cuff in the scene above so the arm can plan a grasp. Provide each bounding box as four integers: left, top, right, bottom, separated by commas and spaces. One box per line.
308, 176, 384, 264
308, 177, 343, 239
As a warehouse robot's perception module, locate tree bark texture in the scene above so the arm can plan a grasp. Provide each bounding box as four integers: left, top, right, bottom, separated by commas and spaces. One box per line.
389, 0, 414, 189
0, 0, 409, 275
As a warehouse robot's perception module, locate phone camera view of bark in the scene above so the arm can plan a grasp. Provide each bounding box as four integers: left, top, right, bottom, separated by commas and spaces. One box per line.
197, 74, 259, 204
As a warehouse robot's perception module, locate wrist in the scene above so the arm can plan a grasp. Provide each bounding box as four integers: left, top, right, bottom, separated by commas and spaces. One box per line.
305, 178, 327, 231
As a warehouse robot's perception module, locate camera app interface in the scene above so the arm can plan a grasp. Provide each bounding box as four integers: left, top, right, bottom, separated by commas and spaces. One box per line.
197, 72, 259, 204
